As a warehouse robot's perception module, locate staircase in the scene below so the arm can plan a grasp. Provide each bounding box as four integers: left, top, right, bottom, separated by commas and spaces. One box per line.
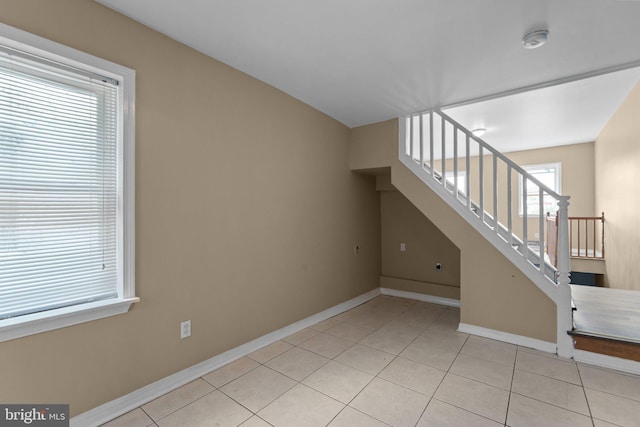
398, 110, 574, 357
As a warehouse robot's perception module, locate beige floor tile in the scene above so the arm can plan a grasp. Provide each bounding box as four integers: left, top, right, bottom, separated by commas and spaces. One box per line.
345, 312, 394, 330
202, 357, 259, 388
430, 308, 460, 329
506, 393, 592, 427
460, 335, 517, 367
142, 378, 215, 421
258, 384, 344, 427
450, 353, 514, 390
417, 399, 502, 427
302, 360, 373, 403
399, 338, 459, 371
585, 388, 640, 427
298, 332, 354, 358
157, 390, 252, 427
515, 348, 581, 385
419, 329, 469, 352
220, 366, 296, 412
311, 317, 344, 332
394, 309, 441, 328
434, 373, 509, 423
266, 347, 329, 381
359, 329, 415, 355
325, 322, 374, 342
517, 346, 564, 360
378, 356, 446, 396
328, 406, 389, 427
579, 363, 640, 401
592, 419, 623, 427
378, 320, 425, 340
102, 408, 154, 427
511, 369, 590, 415
350, 378, 429, 427
334, 343, 394, 375
374, 300, 414, 317
350, 302, 378, 314
239, 416, 272, 427
282, 327, 320, 345
248, 341, 293, 363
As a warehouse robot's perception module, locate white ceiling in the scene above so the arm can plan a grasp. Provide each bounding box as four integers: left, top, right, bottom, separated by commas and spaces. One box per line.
97, 0, 640, 150
444, 66, 640, 152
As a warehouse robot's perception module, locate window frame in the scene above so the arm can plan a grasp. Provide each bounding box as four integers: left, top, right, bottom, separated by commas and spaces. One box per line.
0, 23, 137, 342
518, 162, 562, 217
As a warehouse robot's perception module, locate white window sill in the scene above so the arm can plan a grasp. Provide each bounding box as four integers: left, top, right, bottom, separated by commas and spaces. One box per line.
0, 297, 139, 343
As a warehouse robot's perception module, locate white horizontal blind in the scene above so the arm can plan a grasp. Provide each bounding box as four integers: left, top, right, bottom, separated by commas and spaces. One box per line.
0, 47, 119, 320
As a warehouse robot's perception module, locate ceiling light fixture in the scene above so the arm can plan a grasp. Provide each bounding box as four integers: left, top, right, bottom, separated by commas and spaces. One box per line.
522, 29, 549, 49
471, 128, 487, 137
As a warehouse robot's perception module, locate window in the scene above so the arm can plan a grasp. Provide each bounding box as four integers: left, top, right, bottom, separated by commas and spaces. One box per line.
519, 163, 561, 216
445, 171, 467, 195
0, 24, 136, 342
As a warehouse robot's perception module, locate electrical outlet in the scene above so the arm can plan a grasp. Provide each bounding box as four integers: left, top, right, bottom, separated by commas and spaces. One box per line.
400, 242, 406, 252
180, 320, 191, 339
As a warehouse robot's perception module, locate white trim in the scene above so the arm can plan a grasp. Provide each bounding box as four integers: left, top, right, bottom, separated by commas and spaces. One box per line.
380, 287, 460, 308
0, 298, 139, 343
574, 349, 640, 376
120, 46, 136, 302
0, 23, 134, 83
440, 59, 640, 112
458, 322, 557, 354
71, 288, 380, 427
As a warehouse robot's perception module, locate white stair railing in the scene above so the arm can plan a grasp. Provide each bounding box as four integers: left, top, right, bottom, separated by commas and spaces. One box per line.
399, 109, 573, 357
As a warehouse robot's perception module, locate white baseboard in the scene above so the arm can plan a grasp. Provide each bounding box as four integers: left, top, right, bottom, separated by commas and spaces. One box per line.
574, 349, 640, 376
380, 287, 460, 308
71, 288, 381, 427
458, 322, 557, 354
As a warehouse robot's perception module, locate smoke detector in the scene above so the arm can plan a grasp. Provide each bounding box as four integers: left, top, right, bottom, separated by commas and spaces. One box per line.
522, 30, 549, 49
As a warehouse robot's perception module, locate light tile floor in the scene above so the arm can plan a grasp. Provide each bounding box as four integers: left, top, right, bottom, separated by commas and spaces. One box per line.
103, 296, 640, 427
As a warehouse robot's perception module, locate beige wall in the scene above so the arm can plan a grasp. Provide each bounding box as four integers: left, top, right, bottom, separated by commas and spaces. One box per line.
505, 143, 595, 218
350, 120, 557, 342
0, 0, 381, 415
349, 118, 396, 172
380, 190, 461, 298
595, 82, 640, 290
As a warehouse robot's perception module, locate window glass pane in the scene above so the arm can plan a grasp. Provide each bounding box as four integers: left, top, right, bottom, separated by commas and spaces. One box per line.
520, 164, 560, 216
0, 49, 119, 319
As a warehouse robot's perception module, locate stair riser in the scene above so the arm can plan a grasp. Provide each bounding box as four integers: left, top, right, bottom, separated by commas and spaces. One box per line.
573, 335, 640, 362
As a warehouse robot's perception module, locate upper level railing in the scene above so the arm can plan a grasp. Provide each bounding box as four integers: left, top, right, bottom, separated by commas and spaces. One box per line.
570, 213, 605, 260
546, 212, 605, 268
401, 109, 571, 288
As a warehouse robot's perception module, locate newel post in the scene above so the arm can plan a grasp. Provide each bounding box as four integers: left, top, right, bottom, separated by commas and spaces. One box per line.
556, 196, 573, 358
